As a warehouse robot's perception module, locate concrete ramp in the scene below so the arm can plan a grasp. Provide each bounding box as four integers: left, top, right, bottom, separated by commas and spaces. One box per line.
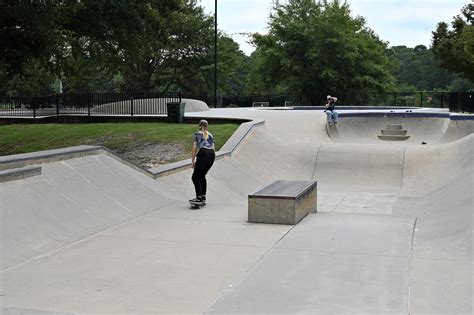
204, 109, 473, 314
1, 108, 473, 314
439, 118, 474, 143
1, 154, 175, 269
0, 144, 292, 314
327, 113, 473, 144
401, 134, 473, 197
314, 143, 405, 192
394, 171, 473, 313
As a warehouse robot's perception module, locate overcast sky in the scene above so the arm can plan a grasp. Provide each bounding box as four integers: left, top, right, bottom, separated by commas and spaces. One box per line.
198, 0, 468, 55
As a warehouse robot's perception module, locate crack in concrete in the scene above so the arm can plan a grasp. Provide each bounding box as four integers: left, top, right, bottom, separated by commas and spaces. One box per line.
407, 217, 418, 315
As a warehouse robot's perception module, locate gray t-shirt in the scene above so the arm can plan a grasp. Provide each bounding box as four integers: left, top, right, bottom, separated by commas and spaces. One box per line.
193, 131, 215, 150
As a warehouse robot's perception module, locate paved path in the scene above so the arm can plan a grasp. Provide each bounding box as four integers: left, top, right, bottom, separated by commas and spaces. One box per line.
1, 108, 472, 314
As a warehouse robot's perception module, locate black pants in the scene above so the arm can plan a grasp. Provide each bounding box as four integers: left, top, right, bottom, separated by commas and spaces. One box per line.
192, 148, 215, 197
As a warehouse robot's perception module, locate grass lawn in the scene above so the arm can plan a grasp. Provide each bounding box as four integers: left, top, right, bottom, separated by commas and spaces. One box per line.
0, 122, 240, 158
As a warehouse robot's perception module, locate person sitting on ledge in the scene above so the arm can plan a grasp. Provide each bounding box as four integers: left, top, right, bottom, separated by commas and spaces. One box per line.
324, 95, 339, 125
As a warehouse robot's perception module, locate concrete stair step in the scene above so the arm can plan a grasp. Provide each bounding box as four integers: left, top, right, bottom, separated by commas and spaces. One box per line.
381, 129, 408, 136
0, 165, 42, 183
377, 134, 410, 141
386, 124, 403, 131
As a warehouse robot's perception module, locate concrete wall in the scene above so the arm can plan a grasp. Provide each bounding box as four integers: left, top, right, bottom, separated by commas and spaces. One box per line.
327, 114, 473, 144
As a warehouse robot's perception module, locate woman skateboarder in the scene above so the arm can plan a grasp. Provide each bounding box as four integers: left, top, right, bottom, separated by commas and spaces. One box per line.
189, 119, 215, 206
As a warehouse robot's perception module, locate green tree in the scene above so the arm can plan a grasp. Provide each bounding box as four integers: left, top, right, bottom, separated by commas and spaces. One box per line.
0, 0, 132, 95
386, 45, 471, 91
0, 1, 217, 95
56, 1, 135, 93
0, 1, 62, 77
4, 59, 56, 96
250, 0, 395, 104
58, 1, 193, 93
119, 1, 214, 93
432, 3, 474, 82
242, 50, 286, 96
197, 34, 250, 97
0, 1, 63, 95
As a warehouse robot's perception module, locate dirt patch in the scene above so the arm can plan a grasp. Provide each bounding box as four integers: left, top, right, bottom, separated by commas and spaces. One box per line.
84, 136, 188, 169
121, 142, 188, 169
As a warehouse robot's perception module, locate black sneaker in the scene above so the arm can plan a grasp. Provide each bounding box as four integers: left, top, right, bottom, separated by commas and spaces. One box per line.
189, 197, 202, 203
200, 196, 206, 204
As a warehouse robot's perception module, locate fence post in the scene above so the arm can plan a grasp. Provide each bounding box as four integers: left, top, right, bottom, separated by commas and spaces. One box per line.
87, 93, 91, 117
130, 95, 134, 117
55, 94, 60, 116
420, 91, 423, 107
32, 98, 36, 118
394, 92, 397, 106
441, 92, 444, 108
470, 93, 473, 114
458, 92, 462, 113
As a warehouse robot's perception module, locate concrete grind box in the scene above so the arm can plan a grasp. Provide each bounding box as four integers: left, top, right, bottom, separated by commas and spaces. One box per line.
248, 180, 317, 225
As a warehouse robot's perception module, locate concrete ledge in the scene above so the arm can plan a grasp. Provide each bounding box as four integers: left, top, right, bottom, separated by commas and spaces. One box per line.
381, 130, 408, 135
450, 114, 474, 120
292, 106, 421, 111
248, 180, 317, 225
0, 146, 103, 171
0, 166, 42, 182
220, 120, 265, 152
148, 119, 265, 178
338, 112, 450, 119
377, 135, 411, 141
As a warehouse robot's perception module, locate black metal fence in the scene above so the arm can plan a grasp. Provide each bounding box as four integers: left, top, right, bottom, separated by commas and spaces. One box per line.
206, 95, 290, 108
198, 91, 473, 113
341, 91, 471, 112
1, 91, 472, 117
0, 92, 181, 118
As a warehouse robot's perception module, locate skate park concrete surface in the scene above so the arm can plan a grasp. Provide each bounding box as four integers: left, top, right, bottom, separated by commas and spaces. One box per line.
0, 107, 473, 314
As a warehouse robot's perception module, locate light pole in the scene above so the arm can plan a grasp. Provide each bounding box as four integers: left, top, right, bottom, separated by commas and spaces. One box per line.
214, 0, 217, 108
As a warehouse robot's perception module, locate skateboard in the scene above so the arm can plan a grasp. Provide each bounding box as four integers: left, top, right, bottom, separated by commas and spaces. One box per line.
189, 200, 205, 209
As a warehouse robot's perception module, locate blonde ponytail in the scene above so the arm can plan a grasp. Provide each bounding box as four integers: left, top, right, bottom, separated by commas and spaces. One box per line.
199, 120, 209, 140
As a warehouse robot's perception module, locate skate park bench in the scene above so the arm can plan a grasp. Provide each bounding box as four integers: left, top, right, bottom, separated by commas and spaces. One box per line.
248, 180, 317, 225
